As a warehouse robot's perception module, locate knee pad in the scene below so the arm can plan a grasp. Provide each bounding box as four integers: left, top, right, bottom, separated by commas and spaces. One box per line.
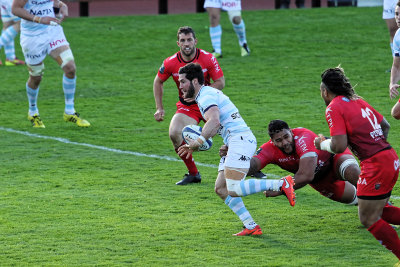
339, 158, 359, 180
227, 10, 241, 23
59, 49, 74, 68
225, 178, 243, 196
27, 63, 45, 76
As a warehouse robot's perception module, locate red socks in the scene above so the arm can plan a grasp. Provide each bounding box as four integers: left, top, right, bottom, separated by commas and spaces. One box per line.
382, 203, 400, 225
368, 218, 400, 259
175, 142, 198, 175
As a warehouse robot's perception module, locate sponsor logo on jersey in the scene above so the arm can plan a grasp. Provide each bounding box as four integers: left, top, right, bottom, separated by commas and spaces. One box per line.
231, 112, 241, 120
358, 178, 367, 185
297, 135, 308, 153
159, 63, 165, 74
375, 183, 381, 190
222, 1, 239, 8
255, 148, 262, 155
238, 155, 251, 162
325, 107, 333, 128
49, 39, 66, 49
341, 97, 350, 102
32, 0, 53, 5
210, 56, 220, 72
395, 159, 400, 171
30, 8, 53, 16
278, 156, 296, 163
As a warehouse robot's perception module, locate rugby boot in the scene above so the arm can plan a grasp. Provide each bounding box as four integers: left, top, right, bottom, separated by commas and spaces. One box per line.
5, 58, 25, 66
63, 112, 90, 127
281, 175, 296, 207
28, 113, 45, 128
176, 172, 201, 185
241, 43, 250, 57
233, 225, 262, 236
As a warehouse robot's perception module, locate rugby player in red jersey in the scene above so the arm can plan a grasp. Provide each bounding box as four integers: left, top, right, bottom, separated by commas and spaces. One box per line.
233, 119, 359, 204
314, 66, 400, 261
153, 26, 225, 185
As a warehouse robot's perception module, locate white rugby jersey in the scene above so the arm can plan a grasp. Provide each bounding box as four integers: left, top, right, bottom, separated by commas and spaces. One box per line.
21, 0, 55, 36
195, 85, 251, 143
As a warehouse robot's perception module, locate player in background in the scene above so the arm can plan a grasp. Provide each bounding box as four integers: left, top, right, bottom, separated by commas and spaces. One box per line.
0, 0, 25, 66
177, 63, 295, 236
220, 120, 359, 205
383, 0, 398, 66
204, 0, 250, 58
390, 1, 400, 99
153, 26, 225, 185
12, 0, 90, 128
314, 66, 400, 261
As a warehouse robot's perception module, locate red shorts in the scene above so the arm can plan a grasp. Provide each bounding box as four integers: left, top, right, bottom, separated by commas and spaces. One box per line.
310, 148, 354, 202
175, 101, 204, 123
358, 148, 399, 199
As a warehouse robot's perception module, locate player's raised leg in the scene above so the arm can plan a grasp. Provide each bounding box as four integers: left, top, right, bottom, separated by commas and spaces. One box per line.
50, 45, 90, 127
170, 113, 201, 185
228, 10, 250, 57
215, 159, 262, 236
206, 7, 222, 58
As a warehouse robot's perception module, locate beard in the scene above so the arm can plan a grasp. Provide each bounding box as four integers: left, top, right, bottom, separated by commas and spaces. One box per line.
181, 47, 195, 57
185, 82, 196, 99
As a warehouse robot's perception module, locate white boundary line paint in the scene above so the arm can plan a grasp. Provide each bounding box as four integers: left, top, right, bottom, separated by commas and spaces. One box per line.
0, 127, 218, 168
4, 126, 400, 197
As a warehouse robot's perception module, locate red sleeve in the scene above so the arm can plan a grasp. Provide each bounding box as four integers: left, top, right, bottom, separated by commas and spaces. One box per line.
326, 103, 347, 136
293, 129, 319, 157
254, 141, 275, 170
157, 57, 172, 82
201, 51, 224, 81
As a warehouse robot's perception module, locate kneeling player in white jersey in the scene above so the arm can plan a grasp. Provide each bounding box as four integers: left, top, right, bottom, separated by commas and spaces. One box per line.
177, 63, 295, 236
204, 0, 250, 58
0, 0, 24, 66
12, 0, 90, 128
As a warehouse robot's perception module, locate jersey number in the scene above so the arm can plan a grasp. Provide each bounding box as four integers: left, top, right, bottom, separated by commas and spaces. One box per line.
361, 107, 380, 130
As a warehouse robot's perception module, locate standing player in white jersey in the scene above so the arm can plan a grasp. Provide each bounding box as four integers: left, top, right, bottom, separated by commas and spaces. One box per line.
177, 63, 295, 236
204, 0, 250, 58
390, 1, 400, 99
0, 0, 24, 66
11, 0, 90, 128
383, 0, 398, 60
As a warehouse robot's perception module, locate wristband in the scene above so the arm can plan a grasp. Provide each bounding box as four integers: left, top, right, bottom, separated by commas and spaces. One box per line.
33, 16, 41, 23
197, 135, 206, 145
320, 139, 335, 154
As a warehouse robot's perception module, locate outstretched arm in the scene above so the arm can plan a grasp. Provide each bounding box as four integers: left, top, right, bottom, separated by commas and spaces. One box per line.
153, 75, 165, 122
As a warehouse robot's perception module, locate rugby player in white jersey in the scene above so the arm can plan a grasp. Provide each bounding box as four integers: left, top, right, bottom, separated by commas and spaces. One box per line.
177, 63, 295, 236
0, 0, 25, 66
203, 0, 250, 58
383, 0, 399, 60
12, 0, 90, 128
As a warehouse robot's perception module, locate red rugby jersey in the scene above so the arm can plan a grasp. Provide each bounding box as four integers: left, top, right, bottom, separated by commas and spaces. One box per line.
255, 128, 333, 176
325, 96, 390, 161
157, 48, 223, 103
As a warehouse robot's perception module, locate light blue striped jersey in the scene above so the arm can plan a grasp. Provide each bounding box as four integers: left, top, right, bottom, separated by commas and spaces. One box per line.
195, 85, 251, 143
20, 0, 55, 37
394, 28, 400, 57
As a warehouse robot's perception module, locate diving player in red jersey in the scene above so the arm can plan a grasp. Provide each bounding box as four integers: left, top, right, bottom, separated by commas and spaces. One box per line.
153, 26, 225, 185
314, 66, 400, 261
219, 120, 359, 204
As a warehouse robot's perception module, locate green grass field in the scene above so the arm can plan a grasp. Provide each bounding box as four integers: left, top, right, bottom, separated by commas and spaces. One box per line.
0, 6, 399, 266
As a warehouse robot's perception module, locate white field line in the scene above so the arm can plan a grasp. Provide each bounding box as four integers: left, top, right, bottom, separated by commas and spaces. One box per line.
3, 126, 400, 199
0, 126, 218, 168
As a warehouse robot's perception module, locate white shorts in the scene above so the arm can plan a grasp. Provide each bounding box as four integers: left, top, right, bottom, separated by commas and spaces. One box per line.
1, 0, 20, 23
218, 132, 256, 171
204, 0, 242, 11
20, 25, 69, 65
383, 0, 396, 19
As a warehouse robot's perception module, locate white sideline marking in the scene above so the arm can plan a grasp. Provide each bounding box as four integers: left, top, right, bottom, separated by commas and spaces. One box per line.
2, 126, 400, 199
0, 127, 218, 168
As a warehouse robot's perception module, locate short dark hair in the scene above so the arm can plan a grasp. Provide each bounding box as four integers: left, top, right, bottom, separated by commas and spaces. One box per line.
397, 0, 400, 7
178, 63, 205, 85
268, 120, 290, 138
321, 66, 359, 100
177, 26, 196, 40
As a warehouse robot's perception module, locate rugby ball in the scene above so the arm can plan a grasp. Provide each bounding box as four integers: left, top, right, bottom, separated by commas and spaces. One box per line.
182, 125, 213, 151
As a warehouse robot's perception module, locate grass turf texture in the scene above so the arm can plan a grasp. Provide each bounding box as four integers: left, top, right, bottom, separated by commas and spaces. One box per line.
0, 6, 399, 266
